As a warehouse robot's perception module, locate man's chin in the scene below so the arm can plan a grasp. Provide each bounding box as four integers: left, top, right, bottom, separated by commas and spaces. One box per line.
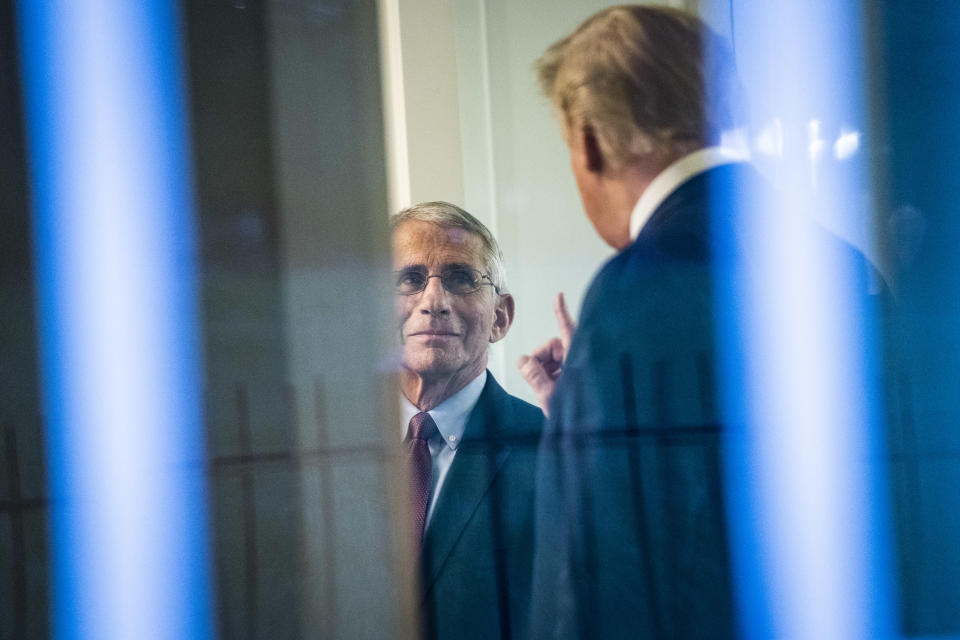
401, 354, 460, 379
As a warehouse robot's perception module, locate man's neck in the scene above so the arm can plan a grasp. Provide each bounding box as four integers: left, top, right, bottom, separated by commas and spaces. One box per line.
400, 362, 486, 411
627, 145, 744, 242
603, 153, 678, 249
623, 152, 682, 203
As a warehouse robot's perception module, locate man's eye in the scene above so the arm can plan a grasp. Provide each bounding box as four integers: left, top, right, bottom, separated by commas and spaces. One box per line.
397, 271, 426, 288
444, 269, 477, 288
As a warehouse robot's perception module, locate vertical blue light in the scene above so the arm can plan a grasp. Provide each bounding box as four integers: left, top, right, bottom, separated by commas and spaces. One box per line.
16, 2, 213, 638
714, 1, 897, 639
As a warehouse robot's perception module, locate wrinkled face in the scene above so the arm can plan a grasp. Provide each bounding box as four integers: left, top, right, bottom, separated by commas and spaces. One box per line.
393, 221, 511, 382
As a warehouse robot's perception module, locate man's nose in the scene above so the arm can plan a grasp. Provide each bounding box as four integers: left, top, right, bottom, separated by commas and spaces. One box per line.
418, 276, 451, 315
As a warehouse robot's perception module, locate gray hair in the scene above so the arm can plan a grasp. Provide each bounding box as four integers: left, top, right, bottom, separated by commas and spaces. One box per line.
391, 201, 508, 293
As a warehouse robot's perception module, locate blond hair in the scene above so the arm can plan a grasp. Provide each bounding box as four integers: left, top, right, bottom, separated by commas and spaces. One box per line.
536, 5, 739, 168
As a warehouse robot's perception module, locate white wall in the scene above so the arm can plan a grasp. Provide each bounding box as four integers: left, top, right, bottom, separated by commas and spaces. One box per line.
450, 0, 614, 404
451, 0, 733, 404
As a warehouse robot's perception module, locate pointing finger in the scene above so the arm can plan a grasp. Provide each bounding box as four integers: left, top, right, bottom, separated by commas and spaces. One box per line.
554, 292, 576, 351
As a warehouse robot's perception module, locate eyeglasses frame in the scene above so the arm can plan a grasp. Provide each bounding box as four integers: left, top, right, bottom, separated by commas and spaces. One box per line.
393, 267, 502, 296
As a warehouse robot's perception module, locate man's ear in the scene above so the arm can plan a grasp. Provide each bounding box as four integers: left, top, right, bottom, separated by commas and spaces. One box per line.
489, 293, 515, 344
581, 126, 605, 174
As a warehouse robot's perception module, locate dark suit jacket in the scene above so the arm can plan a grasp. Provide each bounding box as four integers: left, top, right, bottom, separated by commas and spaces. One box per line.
529, 164, 751, 640
420, 372, 544, 640
528, 162, 885, 639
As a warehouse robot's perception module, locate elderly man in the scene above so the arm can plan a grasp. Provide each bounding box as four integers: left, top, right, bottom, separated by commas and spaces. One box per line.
518, 7, 747, 639
392, 201, 542, 640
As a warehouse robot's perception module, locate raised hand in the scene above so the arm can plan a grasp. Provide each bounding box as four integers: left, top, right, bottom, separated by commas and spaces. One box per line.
517, 293, 576, 416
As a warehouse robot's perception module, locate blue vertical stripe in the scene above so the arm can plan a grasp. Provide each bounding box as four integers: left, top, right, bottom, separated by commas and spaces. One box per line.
16, 2, 213, 638
716, 1, 897, 638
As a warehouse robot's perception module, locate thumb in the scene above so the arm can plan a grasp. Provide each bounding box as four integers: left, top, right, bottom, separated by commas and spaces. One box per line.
518, 354, 555, 416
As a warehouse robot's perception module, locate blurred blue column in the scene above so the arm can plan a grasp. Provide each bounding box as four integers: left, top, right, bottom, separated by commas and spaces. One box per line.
716, 1, 897, 638
16, 2, 213, 638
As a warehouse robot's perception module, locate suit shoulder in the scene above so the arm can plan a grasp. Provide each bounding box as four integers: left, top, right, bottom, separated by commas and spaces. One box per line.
496, 391, 543, 459
579, 248, 639, 316
493, 387, 544, 436
477, 373, 544, 439
579, 236, 703, 330
503, 391, 545, 429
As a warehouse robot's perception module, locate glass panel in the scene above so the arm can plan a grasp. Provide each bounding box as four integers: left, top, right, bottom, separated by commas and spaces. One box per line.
4, 1, 960, 638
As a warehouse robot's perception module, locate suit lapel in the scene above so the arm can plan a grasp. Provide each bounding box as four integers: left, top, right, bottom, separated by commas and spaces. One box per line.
421, 376, 513, 594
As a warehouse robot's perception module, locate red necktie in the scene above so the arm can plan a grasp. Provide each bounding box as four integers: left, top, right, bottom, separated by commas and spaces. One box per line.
407, 412, 437, 546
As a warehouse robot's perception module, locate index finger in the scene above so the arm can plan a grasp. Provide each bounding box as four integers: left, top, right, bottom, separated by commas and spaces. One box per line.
553, 292, 576, 350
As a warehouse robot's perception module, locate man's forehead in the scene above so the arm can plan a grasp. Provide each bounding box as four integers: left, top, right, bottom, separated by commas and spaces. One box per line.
393, 221, 483, 264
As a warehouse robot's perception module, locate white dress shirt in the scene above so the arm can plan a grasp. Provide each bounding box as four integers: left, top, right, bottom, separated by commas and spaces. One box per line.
400, 370, 487, 527
629, 146, 747, 241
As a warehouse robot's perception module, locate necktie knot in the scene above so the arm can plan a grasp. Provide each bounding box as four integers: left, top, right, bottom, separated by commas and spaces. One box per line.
408, 412, 437, 442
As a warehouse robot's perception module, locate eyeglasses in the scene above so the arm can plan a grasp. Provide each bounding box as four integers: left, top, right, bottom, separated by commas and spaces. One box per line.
394, 266, 500, 296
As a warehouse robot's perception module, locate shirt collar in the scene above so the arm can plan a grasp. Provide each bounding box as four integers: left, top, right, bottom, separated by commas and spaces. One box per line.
629, 146, 746, 241
400, 370, 487, 452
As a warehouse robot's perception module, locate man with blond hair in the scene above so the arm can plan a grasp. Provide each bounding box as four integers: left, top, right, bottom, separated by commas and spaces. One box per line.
518, 6, 747, 638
